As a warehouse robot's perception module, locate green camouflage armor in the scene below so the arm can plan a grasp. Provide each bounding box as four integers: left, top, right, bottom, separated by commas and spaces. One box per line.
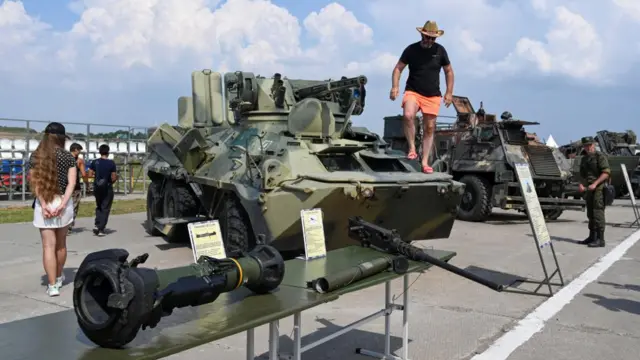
578, 136, 611, 247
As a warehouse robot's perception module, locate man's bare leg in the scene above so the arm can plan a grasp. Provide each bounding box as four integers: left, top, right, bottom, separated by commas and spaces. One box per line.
421, 114, 437, 173
403, 101, 420, 159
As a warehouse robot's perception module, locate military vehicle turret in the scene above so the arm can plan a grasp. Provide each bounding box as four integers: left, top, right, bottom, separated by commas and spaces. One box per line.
143, 69, 465, 257
558, 130, 640, 198
383, 95, 585, 222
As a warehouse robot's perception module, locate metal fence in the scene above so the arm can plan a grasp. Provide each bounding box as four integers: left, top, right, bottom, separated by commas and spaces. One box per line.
0, 117, 153, 202
1, 114, 462, 203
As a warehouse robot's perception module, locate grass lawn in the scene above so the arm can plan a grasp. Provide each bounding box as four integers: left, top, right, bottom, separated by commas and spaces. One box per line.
0, 199, 147, 224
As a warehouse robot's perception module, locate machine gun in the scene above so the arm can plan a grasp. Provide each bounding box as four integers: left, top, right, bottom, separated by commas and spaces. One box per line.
72, 245, 285, 348
347, 217, 505, 292
293, 75, 367, 115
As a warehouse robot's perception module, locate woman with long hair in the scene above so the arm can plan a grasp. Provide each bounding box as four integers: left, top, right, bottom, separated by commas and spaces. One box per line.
29, 122, 78, 297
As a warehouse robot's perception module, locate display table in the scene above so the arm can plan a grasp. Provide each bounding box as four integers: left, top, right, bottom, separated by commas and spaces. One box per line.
0, 245, 456, 360
275, 246, 456, 360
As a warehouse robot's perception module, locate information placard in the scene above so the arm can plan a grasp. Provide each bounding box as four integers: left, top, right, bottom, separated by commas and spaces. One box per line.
514, 163, 552, 248
621, 164, 637, 208
300, 208, 327, 260
620, 164, 639, 227
187, 220, 227, 262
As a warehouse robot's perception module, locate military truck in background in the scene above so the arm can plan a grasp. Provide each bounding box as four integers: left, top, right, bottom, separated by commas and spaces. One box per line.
558, 130, 640, 198
383, 95, 585, 222
143, 69, 466, 258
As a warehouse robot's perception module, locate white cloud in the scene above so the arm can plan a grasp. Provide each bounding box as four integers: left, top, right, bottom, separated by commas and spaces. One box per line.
1, 0, 640, 91
360, 0, 640, 84
614, 0, 640, 21
458, 30, 483, 54
507, 6, 603, 81
0, 1, 50, 73
344, 51, 396, 75
304, 3, 373, 47
0, 0, 375, 89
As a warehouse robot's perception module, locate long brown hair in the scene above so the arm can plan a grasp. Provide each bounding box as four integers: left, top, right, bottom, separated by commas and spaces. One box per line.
30, 133, 66, 204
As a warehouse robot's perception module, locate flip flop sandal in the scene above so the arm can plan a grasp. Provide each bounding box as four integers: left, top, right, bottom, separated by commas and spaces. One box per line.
422, 165, 433, 174
407, 150, 418, 160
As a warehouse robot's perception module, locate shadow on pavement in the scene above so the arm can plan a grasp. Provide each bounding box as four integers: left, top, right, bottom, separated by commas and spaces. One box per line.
584, 293, 640, 315
484, 212, 574, 226
40, 267, 78, 286
258, 317, 409, 360
597, 281, 640, 293
464, 265, 527, 288
526, 233, 584, 245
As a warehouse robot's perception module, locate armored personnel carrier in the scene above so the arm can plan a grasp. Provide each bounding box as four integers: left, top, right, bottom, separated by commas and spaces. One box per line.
383, 95, 585, 222
558, 130, 640, 198
144, 69, 465, 256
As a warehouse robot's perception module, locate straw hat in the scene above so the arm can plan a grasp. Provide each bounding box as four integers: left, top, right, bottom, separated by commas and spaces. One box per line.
416, 21, 444, 37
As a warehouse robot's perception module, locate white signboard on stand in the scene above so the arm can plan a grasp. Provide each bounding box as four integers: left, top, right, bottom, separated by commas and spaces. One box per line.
514, 163, 551, 248
300, 208, 327, 260
620, 164, 639, 227
187, 220, 227, 262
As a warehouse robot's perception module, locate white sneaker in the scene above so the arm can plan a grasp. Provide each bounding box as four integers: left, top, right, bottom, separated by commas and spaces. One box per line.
46, 284, 60, 297
55, 274, 65, 288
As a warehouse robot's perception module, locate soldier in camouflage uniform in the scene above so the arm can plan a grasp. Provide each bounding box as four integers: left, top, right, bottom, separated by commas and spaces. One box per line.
578, 136, 611, 247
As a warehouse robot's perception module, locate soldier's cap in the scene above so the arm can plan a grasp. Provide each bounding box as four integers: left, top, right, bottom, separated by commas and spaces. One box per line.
581, 136, 595, 145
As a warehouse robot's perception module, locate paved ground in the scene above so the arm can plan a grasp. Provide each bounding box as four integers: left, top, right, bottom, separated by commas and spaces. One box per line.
0, 192, 145, 208
0, 202, 638, 360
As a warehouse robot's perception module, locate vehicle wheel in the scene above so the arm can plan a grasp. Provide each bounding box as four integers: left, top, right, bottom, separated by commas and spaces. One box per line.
163, 180, 199, 243
542, 209, 564, 221
457, 175, 493, 222
146, 181, 163, 236
219, 195, 256, 254
616, 185, 629, 198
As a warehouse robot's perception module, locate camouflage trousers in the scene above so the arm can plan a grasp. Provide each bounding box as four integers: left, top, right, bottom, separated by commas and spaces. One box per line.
71, 189, 82, 227
586, 186, 605, 230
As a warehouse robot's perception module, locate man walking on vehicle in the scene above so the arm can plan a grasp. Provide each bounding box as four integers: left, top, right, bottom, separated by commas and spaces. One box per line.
390, 20, 455, 174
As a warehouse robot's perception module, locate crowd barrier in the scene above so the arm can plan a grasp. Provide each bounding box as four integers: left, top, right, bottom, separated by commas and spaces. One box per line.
0, 138, 148, 161
0, 118, 153, 202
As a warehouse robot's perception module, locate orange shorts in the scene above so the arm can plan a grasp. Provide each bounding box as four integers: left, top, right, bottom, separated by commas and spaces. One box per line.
401, 91, 441, 116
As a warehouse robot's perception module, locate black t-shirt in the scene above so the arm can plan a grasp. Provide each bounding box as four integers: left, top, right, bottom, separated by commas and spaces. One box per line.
400, 41, 450, 97
29, 148, 77, 195
90, 158, 117, 186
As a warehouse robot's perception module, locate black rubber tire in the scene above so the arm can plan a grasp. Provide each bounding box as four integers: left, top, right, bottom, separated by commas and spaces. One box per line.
146, 181, 163, 236
542, 209, 564, 221
219, 195, 256, 254
163, 181, 199, 243
457, 175, 493, 222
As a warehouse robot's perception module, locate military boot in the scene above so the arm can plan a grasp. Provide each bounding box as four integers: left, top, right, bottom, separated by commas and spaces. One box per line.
588, 229, 605, 248
579, 230, 595, 245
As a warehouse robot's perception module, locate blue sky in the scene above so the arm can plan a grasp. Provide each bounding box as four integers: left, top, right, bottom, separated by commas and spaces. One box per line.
1, 0, 638, 144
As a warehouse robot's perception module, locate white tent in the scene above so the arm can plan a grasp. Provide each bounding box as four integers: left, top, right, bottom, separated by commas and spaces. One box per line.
546, 135, 558, 148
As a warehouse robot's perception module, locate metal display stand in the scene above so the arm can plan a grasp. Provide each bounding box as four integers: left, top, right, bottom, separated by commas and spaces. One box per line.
613, 164, 639, 228
502, 163, 565, 297
268, 275, 412, 360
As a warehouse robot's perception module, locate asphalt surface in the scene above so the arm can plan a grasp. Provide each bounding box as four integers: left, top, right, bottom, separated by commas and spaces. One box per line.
0, 200, 638, 360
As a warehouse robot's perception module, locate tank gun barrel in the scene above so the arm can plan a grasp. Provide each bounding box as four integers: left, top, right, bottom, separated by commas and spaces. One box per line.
347, 217, 504, 292
294, 75, 367, 100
